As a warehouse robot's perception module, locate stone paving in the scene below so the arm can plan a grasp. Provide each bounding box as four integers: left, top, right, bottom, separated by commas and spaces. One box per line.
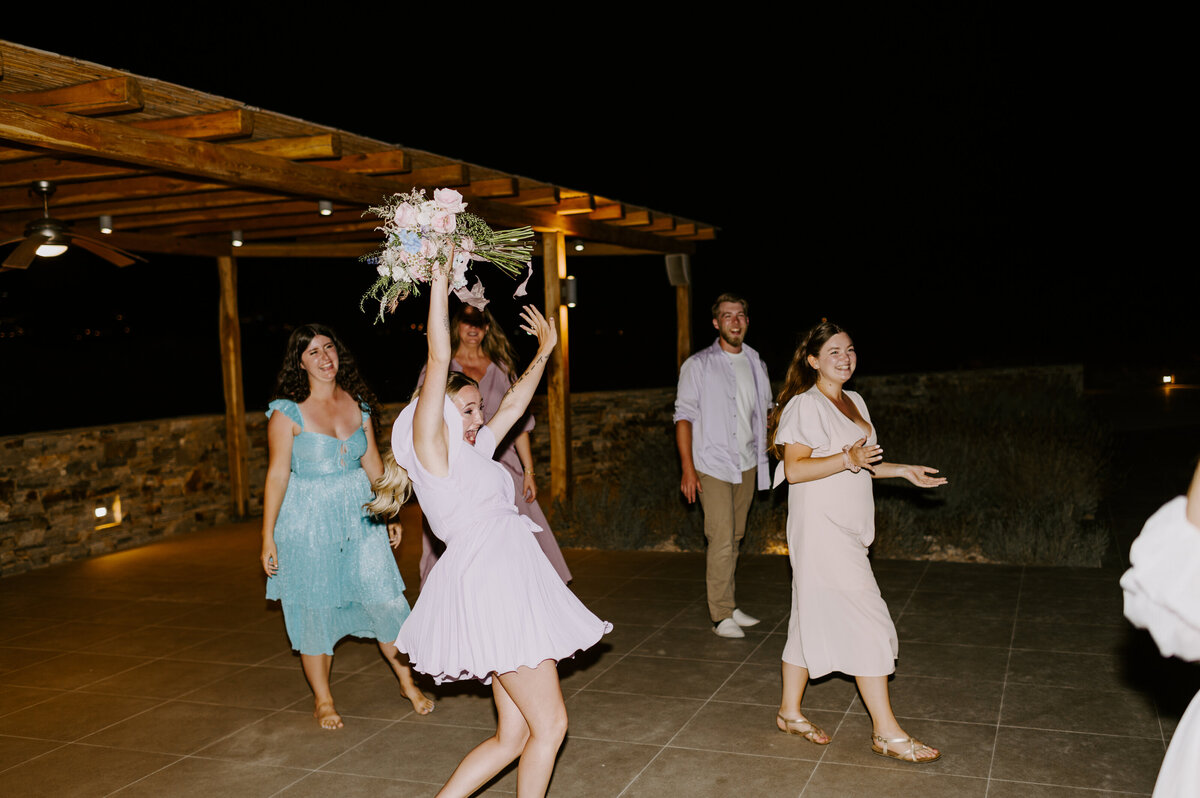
0, 514, 1190, 797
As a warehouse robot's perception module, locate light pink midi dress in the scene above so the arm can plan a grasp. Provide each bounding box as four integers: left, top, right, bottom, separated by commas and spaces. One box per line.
392, 396, 609, 684
773, 387, 898, 678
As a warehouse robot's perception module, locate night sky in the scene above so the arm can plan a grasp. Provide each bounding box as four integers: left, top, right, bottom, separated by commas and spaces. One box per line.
1, 13, 1188, 435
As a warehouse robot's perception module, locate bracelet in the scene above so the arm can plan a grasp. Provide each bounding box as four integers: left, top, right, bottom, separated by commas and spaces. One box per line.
841, 445, 860, 474
524, 467, 536, 476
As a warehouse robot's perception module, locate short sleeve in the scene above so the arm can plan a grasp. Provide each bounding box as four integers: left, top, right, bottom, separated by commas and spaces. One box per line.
266, 398, 302, 428
1122, 496, 1200, 661
475, 425, 498, 460
774, 392, 828, 451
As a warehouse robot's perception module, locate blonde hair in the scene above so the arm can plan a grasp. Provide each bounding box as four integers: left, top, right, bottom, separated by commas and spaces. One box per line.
365, 449, 412, 519
366, 371, 480, 519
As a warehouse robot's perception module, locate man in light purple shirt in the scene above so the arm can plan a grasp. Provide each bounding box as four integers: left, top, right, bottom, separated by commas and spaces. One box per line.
675, 293, 772, 638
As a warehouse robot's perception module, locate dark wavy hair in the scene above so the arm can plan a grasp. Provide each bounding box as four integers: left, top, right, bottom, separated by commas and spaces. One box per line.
272, 323, 382, 432
767, 321, 847, 458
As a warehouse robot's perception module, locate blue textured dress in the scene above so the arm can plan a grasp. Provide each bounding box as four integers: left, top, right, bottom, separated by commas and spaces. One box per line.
265, 398, 412, 655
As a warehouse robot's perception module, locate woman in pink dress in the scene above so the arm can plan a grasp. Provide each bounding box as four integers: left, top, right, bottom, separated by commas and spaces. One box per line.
369, 264, 610, 798
415, 305, 571, 585
767, 321, 946, 763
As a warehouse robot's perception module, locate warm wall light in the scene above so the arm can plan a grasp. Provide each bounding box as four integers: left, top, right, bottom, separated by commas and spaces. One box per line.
231, 230, 244, 247
1163, 375, 1175, 384
99, 215, 114, 234
318, 200, 333, 216
94, 492, 123, 530
561, 275, 578, 308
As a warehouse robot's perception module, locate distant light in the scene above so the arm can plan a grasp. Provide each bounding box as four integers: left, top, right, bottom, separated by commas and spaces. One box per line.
35, 243, 68, 257
572, 239, 585, 252
231, 230, 244, 247
99, 215, 114, 235
94, 507, 107, 518
1163, 375, 1175, 384
318, 200, 333, 216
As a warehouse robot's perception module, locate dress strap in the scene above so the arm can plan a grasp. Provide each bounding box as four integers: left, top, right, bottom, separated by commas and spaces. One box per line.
266, 398, 303, 428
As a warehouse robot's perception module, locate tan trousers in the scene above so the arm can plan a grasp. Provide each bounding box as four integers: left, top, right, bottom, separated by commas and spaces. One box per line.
697, 467, 757, 623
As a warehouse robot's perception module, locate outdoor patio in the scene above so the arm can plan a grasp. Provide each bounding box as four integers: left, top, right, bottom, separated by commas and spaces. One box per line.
0, 515, 1187, 797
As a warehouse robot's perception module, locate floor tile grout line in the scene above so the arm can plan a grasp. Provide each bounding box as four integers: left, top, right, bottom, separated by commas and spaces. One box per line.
984, 563, 1024, 797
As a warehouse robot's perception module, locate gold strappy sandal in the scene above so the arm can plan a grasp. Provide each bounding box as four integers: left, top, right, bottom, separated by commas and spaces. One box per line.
870, 732, 941, 763
776, 714, 831, 745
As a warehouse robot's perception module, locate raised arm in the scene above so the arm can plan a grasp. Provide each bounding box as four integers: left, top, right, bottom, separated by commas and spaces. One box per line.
487, 305, 557, 443
412, 265, 453, 477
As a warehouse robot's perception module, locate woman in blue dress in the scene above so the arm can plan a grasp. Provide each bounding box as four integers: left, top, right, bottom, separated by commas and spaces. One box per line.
261, 323, 433, 729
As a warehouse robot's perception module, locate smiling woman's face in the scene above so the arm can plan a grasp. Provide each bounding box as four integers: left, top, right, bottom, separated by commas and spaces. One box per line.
299, 334, 338, 385
452, 385, 485, 445
808, 332, 856, 387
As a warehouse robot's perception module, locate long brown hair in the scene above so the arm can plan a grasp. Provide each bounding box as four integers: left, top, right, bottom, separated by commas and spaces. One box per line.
767, 321, 847, 458
272, 323, 382, 432
450, 307, 519, 381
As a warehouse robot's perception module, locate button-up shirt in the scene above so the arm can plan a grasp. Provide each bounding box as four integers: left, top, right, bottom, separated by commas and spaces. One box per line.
674, 338, 772, 489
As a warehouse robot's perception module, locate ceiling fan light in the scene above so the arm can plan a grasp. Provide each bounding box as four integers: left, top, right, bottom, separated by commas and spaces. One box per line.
36, 243, 69, 257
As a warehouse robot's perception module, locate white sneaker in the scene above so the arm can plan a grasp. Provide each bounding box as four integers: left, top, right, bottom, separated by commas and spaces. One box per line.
732, 608, 760, 627
714, 618, 745, 638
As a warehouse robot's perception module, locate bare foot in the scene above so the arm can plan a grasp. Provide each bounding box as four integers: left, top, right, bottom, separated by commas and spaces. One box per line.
314, 700, 343, 730
403, 684, 435, 715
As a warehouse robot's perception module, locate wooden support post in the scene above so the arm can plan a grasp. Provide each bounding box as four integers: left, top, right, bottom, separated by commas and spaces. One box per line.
667, 254, 693, 371
543, 231, 571, 504
217, 255, 250, 516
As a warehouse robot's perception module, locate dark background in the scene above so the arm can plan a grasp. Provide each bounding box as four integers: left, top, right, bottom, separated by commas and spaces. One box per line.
0, 12, 1187, 435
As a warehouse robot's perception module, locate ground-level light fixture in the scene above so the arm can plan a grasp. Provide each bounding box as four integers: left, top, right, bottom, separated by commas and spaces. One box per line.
98, 215, 114, 235
561, 275, 578, 308
318, 200, 333, 216
1163, 375, 1175, 385
94, 492, 123, 530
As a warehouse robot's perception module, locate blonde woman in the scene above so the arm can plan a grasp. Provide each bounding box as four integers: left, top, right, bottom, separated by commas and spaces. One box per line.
370, 264, 609, 797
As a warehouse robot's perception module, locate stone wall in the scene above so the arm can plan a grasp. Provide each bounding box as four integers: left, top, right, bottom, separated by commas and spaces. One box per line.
0, 365, 1081, 576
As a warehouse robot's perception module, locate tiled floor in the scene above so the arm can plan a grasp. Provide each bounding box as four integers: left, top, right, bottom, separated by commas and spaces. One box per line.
1, 515, 1192, 797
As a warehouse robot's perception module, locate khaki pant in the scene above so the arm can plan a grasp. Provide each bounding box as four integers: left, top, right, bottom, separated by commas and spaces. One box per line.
698, 467, 757, 623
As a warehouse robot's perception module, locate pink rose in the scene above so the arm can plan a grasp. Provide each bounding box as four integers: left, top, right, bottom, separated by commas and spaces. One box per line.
420, 238, 438, 259
430, 211, 456, 234
433, 188, 467, 212
392, 202, 418, 228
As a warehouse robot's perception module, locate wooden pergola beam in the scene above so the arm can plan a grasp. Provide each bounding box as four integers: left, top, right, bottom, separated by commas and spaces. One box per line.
237, 242, 373, 258
133, 109, 254, 140
554, 196, 596, 215
0, 99, 694, 254
234, 134, 341, 160
0, 76, 144, 115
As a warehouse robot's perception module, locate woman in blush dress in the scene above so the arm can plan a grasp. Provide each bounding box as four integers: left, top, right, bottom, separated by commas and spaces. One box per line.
767, 321, 945, 763
369, 264, 610, 798
415, 305, 571, 585
261, 324, 432, 730
1122, 459, 1200, 797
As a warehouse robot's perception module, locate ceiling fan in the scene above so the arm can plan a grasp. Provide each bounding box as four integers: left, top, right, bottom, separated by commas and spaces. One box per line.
1, 180, 146, 270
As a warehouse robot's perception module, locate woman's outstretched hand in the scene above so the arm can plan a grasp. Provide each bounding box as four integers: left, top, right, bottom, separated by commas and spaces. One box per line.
518, 305, 557, 357
898, 465, 948, 488
387, 521, 403, 549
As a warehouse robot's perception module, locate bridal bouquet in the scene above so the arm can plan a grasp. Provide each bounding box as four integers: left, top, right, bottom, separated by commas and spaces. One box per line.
360, 188, 534, 322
